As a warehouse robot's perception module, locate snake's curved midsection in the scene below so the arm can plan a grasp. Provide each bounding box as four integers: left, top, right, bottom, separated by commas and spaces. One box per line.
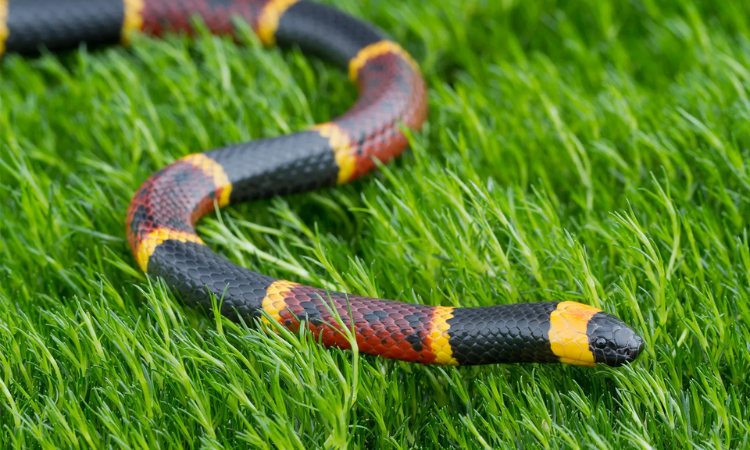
0, 0, 644, 366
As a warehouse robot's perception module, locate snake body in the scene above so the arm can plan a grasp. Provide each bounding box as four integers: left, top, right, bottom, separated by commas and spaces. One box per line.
1, 0, 644, 367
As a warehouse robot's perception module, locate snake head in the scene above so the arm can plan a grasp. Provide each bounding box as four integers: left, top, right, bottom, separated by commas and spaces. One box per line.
587, 312, 644, 367
548, 301, 644, 367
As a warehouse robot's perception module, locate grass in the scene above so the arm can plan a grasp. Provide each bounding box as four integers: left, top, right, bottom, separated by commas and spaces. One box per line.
1, 0, 750, 447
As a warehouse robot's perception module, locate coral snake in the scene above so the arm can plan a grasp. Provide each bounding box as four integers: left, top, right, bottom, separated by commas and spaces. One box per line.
1, 0, 644, 367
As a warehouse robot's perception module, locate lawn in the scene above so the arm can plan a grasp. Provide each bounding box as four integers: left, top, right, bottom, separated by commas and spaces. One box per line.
1, 0, 749, 448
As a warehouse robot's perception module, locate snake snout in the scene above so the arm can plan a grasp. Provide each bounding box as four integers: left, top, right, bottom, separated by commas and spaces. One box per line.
587, 313, 644, 367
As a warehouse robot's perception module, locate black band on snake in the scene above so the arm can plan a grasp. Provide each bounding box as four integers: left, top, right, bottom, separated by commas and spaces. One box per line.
0, 0, 644, 367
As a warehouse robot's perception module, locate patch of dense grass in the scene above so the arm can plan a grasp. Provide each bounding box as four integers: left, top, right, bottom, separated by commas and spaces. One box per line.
1, 0, 750, 447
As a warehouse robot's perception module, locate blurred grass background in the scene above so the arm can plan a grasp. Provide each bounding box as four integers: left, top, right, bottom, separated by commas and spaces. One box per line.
1, 0, 749, 447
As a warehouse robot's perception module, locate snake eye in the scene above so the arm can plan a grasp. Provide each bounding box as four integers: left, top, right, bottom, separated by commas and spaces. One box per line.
595, 337, 608, 349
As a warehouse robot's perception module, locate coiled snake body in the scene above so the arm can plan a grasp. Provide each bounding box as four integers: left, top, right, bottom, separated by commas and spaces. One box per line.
1, 0, 644, 367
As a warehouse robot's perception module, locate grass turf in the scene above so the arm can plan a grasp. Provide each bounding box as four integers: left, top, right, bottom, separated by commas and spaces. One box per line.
1, 0, 749, 447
